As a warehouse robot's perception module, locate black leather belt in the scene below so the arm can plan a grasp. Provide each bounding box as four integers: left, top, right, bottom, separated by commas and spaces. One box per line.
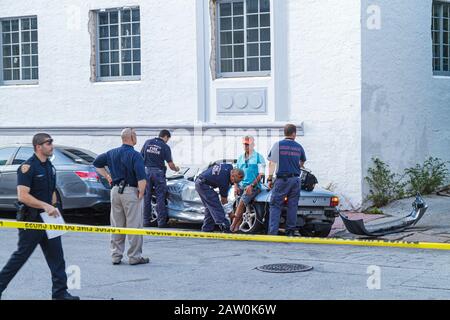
113, 184, 137, 188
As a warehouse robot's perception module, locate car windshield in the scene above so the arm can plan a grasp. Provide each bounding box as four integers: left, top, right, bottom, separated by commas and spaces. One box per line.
60, 148, 97, 165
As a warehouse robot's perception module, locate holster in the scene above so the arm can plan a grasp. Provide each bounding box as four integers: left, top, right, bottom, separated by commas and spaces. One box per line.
118, 180, 126, 194
14, 201, 39, 222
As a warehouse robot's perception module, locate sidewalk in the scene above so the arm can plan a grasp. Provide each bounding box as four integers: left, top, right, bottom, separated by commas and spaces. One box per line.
333, 195, 450, 243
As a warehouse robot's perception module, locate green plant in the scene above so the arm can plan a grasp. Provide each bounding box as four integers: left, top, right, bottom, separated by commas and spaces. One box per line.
366, 207, 384, 215
404, 157, 449, 195
365, 158, 406, 208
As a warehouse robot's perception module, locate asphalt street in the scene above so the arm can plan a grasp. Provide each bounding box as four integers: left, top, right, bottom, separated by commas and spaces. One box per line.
0, 221, 449, 300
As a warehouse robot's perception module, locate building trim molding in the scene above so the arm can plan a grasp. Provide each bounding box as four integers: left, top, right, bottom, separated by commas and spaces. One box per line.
0, 123, 304, 137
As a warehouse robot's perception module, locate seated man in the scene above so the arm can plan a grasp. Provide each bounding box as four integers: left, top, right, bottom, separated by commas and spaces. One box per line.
230, 136, 266, 232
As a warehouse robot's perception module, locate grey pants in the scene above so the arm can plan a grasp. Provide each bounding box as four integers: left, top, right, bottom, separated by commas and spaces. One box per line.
110, 186, 144, 264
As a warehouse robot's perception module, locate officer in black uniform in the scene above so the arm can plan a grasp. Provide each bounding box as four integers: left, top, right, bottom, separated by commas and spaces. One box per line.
195, 164, 244, 232
267, 124, 307, 236
141, 130, 180, 228
0, 133, 79, 300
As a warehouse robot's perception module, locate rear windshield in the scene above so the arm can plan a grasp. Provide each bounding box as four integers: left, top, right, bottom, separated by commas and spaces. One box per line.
60, 148, 97, 165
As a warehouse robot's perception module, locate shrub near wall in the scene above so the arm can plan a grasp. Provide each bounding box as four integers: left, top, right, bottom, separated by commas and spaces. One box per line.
365, 157, 449, 208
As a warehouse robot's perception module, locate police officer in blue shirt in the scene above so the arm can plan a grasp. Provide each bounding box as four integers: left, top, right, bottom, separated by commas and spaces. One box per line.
267, 124, 307, 236
141, 130, 180, 228
195, 163, 244, 232
0, 133, 79, 300
94, 128, 149, 266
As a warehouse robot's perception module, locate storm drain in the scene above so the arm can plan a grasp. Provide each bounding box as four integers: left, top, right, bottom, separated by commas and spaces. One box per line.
255, 263, 313, 273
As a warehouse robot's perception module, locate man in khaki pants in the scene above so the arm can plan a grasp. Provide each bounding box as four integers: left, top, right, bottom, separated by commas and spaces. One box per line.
94, 128, 149, 265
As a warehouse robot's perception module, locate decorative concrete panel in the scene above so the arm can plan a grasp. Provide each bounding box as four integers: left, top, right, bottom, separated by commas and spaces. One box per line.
217, 88, 267, 114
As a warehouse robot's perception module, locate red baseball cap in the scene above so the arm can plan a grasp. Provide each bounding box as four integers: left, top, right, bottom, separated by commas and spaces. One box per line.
242, 136, 254, 145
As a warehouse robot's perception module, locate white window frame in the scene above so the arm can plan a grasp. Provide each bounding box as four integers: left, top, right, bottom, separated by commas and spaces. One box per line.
433, 1, 450, 76
0, 15, 39, 86
95, 7, 141, 82
216, 0, 271, 78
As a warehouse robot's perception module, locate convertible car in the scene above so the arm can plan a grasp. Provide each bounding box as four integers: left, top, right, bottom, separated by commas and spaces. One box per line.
148, 160, 340, 237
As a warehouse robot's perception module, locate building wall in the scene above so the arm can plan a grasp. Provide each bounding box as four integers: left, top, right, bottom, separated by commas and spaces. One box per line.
361, 0, 450, 200
287, 0, 363, 209
0, 0, 363, 209
0, 0, 199, 126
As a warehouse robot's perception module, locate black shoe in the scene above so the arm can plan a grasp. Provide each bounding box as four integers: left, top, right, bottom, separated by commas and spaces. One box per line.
286, 230, 296, 237
219, 224, 232, 233
52, 292, 80, 300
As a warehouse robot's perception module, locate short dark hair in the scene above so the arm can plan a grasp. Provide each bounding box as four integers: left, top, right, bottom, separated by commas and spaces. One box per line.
159, 130, 171, 139
233, 168, 245, 178
284, 124, 297, 137
32, 133, 52, 150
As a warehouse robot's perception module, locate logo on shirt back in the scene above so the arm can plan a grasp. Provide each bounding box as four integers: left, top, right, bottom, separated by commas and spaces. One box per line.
279, 145, 302, 157
212, 164, 221, 176
146, 145, 161, 155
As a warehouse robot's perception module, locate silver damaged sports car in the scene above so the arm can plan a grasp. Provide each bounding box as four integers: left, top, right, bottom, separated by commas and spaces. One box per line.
148, 160, 340, 237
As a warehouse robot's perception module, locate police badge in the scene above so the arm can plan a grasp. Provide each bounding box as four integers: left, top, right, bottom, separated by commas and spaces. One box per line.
21, 164, 31, 174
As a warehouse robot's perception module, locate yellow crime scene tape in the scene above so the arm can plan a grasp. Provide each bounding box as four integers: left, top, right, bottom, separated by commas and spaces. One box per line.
0, 219, 449, 251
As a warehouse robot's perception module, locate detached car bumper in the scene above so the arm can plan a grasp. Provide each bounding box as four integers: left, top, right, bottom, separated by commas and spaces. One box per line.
340, 194, 428, 237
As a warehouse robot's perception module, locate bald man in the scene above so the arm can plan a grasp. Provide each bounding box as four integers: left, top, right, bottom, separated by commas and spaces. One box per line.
94, 128, 149, 266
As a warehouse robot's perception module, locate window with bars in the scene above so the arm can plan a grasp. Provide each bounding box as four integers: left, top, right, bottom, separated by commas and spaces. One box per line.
217, 0, 271, 77
1, 17, 38, 84
97, 7, 141, 81
432, 2, 450, 75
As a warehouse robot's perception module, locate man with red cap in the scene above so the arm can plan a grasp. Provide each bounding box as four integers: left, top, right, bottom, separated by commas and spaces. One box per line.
230, 135, 266, 232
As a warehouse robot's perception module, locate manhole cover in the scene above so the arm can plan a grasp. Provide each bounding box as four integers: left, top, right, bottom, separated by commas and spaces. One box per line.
255, 263, 313, 273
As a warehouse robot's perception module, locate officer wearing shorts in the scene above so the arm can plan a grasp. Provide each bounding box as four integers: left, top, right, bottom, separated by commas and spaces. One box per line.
141, 130, 179, 228
267, 124, 307, 236
94, 128, 149, 266
230, 136, 266, 232
195, 164, 244, 232
0, 133, 79, 300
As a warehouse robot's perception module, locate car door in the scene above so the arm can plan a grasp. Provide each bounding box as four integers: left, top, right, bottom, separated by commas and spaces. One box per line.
0, 147, 19, 208
2, 147, 37, 207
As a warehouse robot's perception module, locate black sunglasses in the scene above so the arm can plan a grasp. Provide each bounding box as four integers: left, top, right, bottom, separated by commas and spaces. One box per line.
39, 139, 54, 146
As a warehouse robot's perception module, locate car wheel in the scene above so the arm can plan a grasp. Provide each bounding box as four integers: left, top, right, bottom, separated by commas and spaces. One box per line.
298, 223, 333, 238
238, 203, 264, 234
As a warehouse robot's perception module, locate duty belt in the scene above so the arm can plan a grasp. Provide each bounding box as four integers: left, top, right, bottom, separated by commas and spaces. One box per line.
113, 183, 137, 188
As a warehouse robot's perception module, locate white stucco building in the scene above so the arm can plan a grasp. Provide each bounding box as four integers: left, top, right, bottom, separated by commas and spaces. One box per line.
0, 0, 449, 209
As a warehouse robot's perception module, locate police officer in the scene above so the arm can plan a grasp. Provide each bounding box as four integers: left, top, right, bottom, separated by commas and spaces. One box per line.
0, 133, 79, 300
195, 163, 244, 232
94, 128, 149, 266
267, 124, 307, 236
141, 130, 180, 228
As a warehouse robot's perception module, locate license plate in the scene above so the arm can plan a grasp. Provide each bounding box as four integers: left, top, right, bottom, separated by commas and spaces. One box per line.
298, 209, 325, 216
